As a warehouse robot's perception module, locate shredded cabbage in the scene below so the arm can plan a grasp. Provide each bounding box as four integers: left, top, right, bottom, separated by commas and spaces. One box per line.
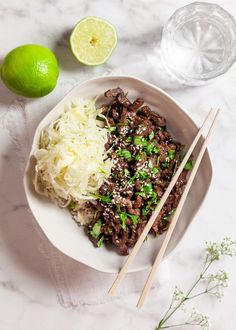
34, 98, 112, 205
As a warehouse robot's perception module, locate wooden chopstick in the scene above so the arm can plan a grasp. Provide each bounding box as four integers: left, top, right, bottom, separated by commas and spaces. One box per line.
108, 108, 215, 297
137, 108, 220, 308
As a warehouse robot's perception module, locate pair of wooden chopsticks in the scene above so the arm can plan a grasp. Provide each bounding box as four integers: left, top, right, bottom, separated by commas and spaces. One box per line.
108, 108, 220, 307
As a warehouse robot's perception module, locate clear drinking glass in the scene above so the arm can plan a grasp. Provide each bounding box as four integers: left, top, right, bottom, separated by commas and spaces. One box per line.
161, 2, 236, 86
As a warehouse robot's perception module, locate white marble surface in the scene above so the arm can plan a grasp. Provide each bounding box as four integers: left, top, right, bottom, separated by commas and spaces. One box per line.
1, 0, 236, 329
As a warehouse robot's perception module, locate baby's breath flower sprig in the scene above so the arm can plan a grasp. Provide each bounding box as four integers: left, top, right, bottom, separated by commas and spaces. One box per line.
205, 237, 236, 263
156, 237, 236, 330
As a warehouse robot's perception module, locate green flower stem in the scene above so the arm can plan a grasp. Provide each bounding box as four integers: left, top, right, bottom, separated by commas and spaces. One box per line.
158, 322, 202, 329
157, 260, 213, 329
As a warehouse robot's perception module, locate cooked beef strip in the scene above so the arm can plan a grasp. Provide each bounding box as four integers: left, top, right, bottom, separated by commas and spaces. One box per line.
85, 87, 190, 255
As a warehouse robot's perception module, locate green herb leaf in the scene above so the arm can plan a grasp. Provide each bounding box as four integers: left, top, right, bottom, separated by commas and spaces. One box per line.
97, 235, 104, 248
162, 162, 169, 168
68, 201, 77, 210
153, 146, 160, 154
108, 126, 116, 132
149, 131, 155, 140
151, 191, 157, 200
156, 155, 160, 167
143, 183, 153, 195
135, 154, 142, 161
133, 136, 148, 147
126, 136, 132, 143
98, 166, 108, 174
127, 213, 138, 225
142, 207, 149, 216
145, 142, 156, 155
119, 212, 127, 229
137, 170, 148, 180
92, 193, 112, 203
168, 149, 175, 161
136, 191, 146, 197
117, 149, 132, 161
90, 219, 102, 239
152, 167, 159, 174
185, 158, 194, 170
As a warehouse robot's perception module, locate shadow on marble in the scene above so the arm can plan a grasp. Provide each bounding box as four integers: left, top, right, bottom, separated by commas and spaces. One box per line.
0, 82, 20, 108
0, 136, 53, 285
53, 28, 87, 73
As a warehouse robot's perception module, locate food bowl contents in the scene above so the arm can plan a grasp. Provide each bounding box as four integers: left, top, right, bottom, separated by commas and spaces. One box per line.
34, 98, 113, 224
70, 17, 117, 66
34, 88, 192, 255
1, 44, 59, 97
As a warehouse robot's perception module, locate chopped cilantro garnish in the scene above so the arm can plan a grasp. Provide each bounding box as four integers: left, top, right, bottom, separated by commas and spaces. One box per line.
151, 191, 157, 200
90, 219, 102, 239
162, 162, 169, 168
117, 149, 132, 161
126, 136, 132, 143
133, 136, 148, 147
168, 149, 175, 161
149, 131, 155, 140
97, 235, 104, 248
118, 209, 138, 227
127, 213, 138, 225
93, 193, 112, 203
142, 207, 148, 216
136, 191, 146, 197
108, 126, 116, 132
135, 154, 142, 161
145, 142, 156, 155
152, 167, 159, 174
184, 158, 194, 170
98, 166, 108, 174
137, 170, 148, 180
68, 201, 77, 210
119, 212, 127, 229
153, 146, 160, 154
143, 183, 153, 195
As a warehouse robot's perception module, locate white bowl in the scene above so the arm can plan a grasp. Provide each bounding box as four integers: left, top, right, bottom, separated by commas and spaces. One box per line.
23, 75, 212, 273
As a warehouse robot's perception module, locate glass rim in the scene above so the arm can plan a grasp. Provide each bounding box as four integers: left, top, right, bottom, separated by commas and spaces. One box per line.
161, 1, 236, 86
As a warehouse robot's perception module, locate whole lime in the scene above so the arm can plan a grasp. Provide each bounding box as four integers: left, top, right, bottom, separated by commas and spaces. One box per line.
1, 44, 59, 97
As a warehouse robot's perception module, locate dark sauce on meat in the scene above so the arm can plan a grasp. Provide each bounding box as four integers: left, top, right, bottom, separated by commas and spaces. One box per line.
86, 87, 188, 255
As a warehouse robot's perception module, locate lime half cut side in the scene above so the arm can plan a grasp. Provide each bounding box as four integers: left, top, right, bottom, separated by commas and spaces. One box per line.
70, 17, 117, 66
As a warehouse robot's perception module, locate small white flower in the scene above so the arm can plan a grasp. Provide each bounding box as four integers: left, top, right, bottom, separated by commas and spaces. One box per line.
172, 286, 186, 302
206, 270, 228, 287
205, 237, 236, 262
204, 270, 229, 300
189, 309, 211, 330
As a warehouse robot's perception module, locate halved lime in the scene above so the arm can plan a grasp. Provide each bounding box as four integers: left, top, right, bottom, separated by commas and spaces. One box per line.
70, 17, 117, 66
